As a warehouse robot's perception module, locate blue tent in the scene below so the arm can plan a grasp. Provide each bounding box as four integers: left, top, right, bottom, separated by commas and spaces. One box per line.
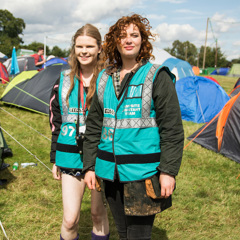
176, 76, 230, 123
210, 68, 229, 76
44, 57, 67, 68
162, 57, 194, 80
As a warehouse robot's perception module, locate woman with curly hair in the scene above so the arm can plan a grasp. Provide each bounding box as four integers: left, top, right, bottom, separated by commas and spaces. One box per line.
83, 14, 184, 240
49, 24, 109, 240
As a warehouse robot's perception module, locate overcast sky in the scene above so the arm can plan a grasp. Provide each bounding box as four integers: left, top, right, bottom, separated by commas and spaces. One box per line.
2, 0, 240, 61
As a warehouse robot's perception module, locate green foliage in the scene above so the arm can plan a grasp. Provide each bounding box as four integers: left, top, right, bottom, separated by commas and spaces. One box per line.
165, 40, 229, 68
231, 58, 240, 64
165, 40, 198, 65
198, 45, 229, 68
50, 46, 69, 58
20, 41, 51, 56
20, 43, 70, 58
0, 9, 25, 57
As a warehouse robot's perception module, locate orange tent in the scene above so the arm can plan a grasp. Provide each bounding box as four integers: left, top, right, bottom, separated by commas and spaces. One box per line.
192, 66, 200, 75
188, 89, 240, 163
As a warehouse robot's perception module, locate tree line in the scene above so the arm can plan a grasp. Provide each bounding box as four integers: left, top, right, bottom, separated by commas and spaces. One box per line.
164, 40, 233, 68
0, 9, 69, 58
1, 9, 240, 67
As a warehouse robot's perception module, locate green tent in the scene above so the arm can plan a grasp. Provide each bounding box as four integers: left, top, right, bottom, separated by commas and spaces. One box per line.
228, 64, 240, 77
16, 49, 36, 57
200, 67, 215, 75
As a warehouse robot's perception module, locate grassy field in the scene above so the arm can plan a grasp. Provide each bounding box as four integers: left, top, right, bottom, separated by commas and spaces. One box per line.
0, 75, 239, 240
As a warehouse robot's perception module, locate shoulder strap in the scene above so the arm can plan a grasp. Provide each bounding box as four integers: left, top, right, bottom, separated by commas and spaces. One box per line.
97, 71, 109, 110
142, 64, 161, 118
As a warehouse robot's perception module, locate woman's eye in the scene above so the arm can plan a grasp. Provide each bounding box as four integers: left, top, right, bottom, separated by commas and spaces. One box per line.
132, 34, 139, 38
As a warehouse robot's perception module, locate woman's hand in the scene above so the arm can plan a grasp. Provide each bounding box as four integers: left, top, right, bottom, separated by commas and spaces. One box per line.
159, 172, 175, 198
52, 163, 61, 180
84, 170, 96, 190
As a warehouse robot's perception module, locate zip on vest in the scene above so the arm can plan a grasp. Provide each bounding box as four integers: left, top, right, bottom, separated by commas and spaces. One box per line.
112, 71, 135, 178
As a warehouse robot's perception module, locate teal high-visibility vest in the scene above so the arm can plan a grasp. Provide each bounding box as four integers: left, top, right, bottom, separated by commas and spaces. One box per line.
55, 70, 87, 169
95, 62, 174, 182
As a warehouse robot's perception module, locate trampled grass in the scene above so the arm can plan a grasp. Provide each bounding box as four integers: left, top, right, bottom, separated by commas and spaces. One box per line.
0, 75, 239, 240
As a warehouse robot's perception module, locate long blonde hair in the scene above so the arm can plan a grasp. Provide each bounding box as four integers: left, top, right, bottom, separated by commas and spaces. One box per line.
66, 24, 104, 108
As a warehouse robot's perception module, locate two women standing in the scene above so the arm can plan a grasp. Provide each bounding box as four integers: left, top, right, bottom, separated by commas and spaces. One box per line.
50, 14, 184, 240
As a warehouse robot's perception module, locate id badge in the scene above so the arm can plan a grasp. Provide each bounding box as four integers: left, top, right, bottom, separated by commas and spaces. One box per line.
79, 125, 86, 134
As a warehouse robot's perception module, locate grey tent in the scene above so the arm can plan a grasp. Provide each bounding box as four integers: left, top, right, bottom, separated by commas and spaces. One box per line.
0, 64, 70, 114
3, 56, 37, 75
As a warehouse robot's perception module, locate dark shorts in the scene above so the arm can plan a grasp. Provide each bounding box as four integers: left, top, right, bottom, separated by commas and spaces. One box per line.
59, 168, 84, 177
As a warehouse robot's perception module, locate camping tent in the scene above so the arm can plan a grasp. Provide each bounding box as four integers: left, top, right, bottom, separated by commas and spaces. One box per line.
210, 68, 230, 76
161, 57, 195, 80
151, 47, 173, 65
0, 63, 9, 84
229, 78, 240, 97
0, 52, 7, 59
200, 67, 215, 75
0, 126, 13, 185
0, 52, 8, 63
0, 64, 70, 114
234, 78, 240, 88
176, 76, 230, 123
188, 91, 240, 163
204, 76, 220, 85
228, 64, 240, 77
4, 56, 37, 75
192, 66, 200, 75
44, 57, 68, 68
16, 49, 36, 57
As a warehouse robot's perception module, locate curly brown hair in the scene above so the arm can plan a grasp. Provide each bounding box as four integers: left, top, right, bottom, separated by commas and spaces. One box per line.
103, 14, 155, 68
67, 24, 104, 109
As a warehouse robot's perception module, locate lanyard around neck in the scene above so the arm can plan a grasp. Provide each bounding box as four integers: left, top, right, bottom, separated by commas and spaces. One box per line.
80, 72, 87, 115
76, 72, 87, 137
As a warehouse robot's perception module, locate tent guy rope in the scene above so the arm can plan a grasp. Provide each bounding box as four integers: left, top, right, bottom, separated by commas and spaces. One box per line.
0, 220, 9, 240
0, 107, 51, 141
0, 126, 51, 172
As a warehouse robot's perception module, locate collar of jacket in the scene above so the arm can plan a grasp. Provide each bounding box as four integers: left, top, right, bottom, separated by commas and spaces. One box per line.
105, 59, 147, 76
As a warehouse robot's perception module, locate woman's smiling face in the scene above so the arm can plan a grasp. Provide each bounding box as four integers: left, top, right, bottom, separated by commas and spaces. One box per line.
75, 35, 101, 67
117, 23, 142, 61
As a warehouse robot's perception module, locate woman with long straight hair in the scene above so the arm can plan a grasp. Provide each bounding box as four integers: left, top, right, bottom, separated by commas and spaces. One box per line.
49, 24, 109, 240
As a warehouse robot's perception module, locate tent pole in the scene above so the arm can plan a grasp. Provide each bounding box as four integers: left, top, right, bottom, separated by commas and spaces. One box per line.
44, 35, 47, 69
202, 17, 209, 70
215, 39, 218, 68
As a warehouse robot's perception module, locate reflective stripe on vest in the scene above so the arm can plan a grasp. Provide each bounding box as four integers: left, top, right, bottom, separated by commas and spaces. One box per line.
98, 64, 160, 129
61, 70, 85, 124
96, 63, 162, 182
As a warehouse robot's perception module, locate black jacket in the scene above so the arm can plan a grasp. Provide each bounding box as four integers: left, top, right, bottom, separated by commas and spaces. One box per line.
83, 65, 184, 177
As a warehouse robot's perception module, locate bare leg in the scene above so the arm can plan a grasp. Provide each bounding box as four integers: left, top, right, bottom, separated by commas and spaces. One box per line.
91, 189, 109, 236
61, 174, 85, 240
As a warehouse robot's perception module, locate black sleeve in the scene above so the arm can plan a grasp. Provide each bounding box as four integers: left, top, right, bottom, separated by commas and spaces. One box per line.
152, 67, 184, 176
49, 78, 62, 163
82, 91, 103, 172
